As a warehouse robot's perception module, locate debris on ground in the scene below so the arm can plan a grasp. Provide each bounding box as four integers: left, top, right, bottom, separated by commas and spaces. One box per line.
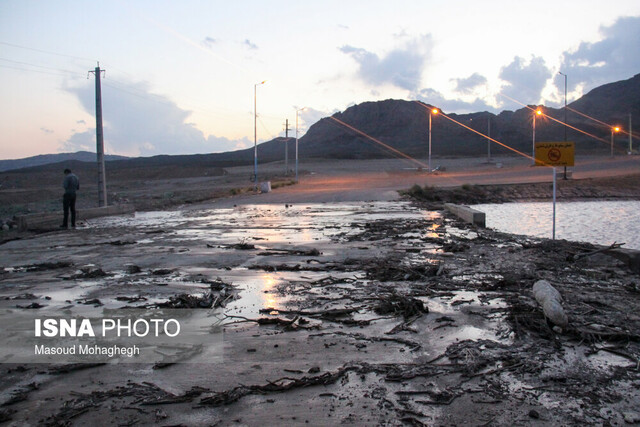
1, 200, 639, 425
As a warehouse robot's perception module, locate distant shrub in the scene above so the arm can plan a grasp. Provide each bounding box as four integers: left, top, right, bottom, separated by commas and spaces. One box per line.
407, 184, 424, 198
271, 180, 296, 190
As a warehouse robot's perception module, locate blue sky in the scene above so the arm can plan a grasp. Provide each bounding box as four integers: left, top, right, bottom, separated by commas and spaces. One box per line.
1, 0, 639, 159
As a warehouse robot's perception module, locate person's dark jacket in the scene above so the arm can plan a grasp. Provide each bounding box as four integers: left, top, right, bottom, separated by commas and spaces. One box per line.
63, 173, 80, 195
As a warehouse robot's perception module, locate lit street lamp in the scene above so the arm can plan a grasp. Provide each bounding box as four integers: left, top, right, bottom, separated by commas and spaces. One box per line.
253, 80, 266, 188
295, 107, 306, 183
611, 126, 620, 157
532, 108, 542, 165
428, 108, 438, 172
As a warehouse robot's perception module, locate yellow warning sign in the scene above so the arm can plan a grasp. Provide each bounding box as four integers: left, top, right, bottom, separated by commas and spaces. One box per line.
534, 142, 575, 167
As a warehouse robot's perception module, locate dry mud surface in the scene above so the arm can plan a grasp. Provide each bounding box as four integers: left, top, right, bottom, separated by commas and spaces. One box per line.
0, 201, 639, 426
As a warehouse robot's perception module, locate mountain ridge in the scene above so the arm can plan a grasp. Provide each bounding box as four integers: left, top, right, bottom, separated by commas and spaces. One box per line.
3, 73, 638, 173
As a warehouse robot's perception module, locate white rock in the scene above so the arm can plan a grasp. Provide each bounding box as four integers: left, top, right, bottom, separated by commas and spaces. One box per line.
533, 280, 568, 327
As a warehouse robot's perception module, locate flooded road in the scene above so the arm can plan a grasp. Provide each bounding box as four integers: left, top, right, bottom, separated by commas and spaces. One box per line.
1, 200, 639, 425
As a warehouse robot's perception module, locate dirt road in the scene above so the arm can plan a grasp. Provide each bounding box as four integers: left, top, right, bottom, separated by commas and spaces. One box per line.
1, 155, 639, 426
199, 154, 640, 208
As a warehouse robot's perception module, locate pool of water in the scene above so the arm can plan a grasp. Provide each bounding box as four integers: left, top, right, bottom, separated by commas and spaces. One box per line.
473, 200, 640, 250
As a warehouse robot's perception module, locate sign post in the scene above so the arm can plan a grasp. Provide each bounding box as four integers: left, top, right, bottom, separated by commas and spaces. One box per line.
534, 142, 574, 240
534, 141, 575, 167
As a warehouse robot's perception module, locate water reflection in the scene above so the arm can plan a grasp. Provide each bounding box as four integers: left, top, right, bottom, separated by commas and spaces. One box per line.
261, 273, 280, 309
474, 200, 640, 249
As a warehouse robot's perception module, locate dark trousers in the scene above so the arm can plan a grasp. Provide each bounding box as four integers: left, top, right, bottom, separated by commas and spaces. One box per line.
63, 193, 77, 227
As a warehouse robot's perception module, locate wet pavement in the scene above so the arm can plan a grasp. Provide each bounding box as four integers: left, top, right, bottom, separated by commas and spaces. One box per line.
1, 200, 639, 425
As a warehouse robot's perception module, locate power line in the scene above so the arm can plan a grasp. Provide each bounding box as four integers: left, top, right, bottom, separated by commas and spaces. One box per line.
328, 116, 427, 169
0, 57, 85, 77
0, 63, 81, 78
0, 41, 95, 62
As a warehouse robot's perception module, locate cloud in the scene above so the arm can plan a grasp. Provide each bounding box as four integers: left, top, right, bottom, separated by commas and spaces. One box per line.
202, 36, 217, 48
40, 127, 54, 134
558, 16, 640, 95
297, 107, 330, 135
244, 39, 258, 50
62, 130, 94, 153
63, 79, 248, 156
339, 34, 433, 91
499, 56, 552, 104
415, 88, 497, 114
452, 73, 488, 94
76, 119, 86, 125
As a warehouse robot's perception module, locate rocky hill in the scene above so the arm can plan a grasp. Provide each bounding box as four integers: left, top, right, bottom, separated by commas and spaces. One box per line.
296, 73, 640, 159
2, 74, 638, 174
226, 72, 640, 163
0, 151, 128, 172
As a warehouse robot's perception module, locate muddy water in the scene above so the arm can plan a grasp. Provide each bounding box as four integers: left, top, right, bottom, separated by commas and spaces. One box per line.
474, 200, 640, 249
3, 200, 639, 425
1, 201, 510, 362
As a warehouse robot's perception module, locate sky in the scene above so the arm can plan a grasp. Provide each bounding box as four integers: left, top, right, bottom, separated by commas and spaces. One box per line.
1, 0, 639, 160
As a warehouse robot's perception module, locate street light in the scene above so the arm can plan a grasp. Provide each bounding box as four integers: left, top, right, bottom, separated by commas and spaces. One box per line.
295, 107, 306, 183
253, 80, 266, 188
532, 108, 542, 165
429, 108, 438, 172
611, 126, 620, 157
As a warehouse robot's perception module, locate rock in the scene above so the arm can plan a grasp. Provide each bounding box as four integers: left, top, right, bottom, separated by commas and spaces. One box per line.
78, 265, 107, 278
125, 263, 141, 274
1, 224, 9, 231
623, 411, 640, 424
533, 280, 562, 302
532, 280, 568, 327
64, 265, 108, 280
528, 409, 540, 419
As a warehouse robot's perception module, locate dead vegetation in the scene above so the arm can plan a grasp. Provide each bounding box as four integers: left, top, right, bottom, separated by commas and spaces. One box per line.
2, 200, 639, 425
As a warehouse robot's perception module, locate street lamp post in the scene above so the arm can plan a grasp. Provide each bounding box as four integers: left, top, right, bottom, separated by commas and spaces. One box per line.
559, 72, 567, 141
253, 80, 266, 188
532, 108, 542, 165
428, 108, 438, 172
559, 71, 568, 179
295, 107, 306, 183
611, 126, 620, 157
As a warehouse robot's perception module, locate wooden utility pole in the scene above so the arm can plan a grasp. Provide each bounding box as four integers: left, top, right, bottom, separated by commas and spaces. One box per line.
283, 119, 291, 175
88, 63, 107, 207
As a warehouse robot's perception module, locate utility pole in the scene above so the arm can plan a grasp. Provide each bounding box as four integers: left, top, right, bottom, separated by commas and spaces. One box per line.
283, 119, 291, 175
88, 63, 107, 207
487, 115, 491, 162
630, 113, 633, 154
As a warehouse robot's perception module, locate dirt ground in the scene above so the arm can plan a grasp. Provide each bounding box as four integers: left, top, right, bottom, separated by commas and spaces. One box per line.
1, 197, 639, 426
0, 155, 639, 426
2, 154, 640, 220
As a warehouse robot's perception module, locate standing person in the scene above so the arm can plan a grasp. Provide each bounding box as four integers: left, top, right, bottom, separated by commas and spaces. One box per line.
61, 168, 80, 229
